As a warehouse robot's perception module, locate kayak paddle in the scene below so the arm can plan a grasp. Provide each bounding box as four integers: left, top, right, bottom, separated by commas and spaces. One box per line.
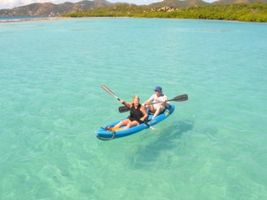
101, 84, 155, 130
118, 94, 188, 113
101, 84, 122, 102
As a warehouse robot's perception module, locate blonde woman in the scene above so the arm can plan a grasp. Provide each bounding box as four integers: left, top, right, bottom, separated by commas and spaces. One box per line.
111, 96, 148, 130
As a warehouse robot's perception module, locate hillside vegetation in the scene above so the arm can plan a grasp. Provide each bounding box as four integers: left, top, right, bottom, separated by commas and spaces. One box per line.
64, 3, 267, 22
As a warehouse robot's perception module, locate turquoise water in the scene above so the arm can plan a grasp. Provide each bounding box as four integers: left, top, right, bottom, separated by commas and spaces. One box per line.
0, 16, 45, 23
0, 18, 267, 199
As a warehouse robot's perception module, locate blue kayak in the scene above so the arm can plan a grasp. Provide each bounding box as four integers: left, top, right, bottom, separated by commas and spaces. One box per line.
96, 104, 175, 140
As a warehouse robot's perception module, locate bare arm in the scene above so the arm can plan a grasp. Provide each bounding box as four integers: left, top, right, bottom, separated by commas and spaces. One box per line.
144, 95, 154, 106
140, 105, 148, 122
120, 100, 131, 108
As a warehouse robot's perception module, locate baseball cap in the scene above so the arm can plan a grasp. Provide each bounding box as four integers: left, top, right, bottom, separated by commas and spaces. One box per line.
154, 86, 162, 92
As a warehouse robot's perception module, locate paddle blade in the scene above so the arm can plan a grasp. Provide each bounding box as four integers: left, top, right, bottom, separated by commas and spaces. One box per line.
101, 84, 115, 96
169, 94, 188, 102
101, 84, 120, 101
119, 106, 130, 113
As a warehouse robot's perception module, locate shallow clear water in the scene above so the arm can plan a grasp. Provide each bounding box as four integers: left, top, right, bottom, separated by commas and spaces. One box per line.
0, 18, 267, 200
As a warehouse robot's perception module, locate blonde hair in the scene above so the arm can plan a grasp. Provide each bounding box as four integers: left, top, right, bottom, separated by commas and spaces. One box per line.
132, 96, 140, 102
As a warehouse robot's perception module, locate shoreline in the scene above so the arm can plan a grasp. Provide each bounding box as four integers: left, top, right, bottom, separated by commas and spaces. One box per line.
1, 16, 267, 24
0, 16, 68, 24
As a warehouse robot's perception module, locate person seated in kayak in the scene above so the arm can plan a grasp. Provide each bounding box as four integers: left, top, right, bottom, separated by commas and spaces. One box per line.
144, 86, 168, 119
109, 96, 148, 130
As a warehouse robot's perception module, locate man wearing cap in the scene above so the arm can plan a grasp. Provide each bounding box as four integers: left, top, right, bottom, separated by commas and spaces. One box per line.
144, 86, 168, 119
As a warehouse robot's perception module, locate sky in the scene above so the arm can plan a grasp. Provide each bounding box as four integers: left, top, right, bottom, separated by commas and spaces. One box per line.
0, 0, 215, 9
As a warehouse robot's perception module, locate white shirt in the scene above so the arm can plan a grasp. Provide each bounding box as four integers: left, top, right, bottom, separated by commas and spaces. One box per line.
148, 94, 168, 104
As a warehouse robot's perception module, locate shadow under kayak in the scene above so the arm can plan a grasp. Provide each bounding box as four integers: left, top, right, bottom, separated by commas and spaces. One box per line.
96, 104, 175, 140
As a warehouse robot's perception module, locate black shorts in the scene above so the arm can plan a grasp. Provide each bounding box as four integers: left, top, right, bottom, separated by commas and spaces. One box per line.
128, 117, 143, 124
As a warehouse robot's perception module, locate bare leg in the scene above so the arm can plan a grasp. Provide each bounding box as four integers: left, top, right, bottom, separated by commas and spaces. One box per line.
126, 121, 139, 129
113, 119, 130, 130
148, 105, 155, 114
153, 105, 164, 119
